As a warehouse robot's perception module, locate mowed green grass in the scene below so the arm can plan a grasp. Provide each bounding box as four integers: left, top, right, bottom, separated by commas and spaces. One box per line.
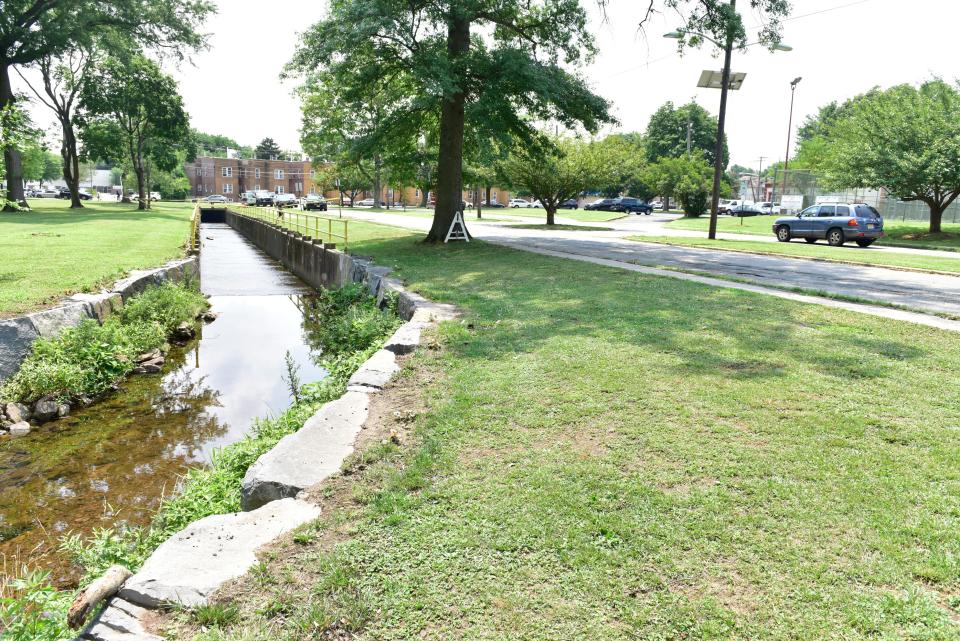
0, 199, 194, 316
627, 235, 960, 274
199, 227, 960, 641
668, 214, 960, 251
503, 206, 627, 222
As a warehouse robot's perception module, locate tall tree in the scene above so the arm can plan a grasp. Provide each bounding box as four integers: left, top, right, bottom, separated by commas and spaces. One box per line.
645, 101, 728, 168
78, 53, 192, 210
822, 80, 960, 234
502, 137, 607, 225
0, 0, 213, 209
290, 0, 612, 243
590, 133, 651, 199
254, 138, 282, 160
647, 152, 718, 217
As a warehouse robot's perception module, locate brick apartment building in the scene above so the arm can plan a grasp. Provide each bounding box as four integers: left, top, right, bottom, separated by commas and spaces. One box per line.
184, 156, 512, 206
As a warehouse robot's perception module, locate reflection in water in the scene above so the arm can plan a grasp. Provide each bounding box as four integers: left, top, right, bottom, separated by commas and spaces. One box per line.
0, 224, 328, 585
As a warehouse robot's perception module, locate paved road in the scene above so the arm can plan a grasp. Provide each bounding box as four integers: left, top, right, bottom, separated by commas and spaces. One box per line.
342, 210, 960, 317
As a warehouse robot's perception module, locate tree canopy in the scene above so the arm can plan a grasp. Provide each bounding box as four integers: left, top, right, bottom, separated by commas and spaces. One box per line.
647, 152, 717, 217
289, 0, 613, 242
643, 0, 790, 53
0, 0, 214, 207
645, 101, 728, 168
78, 52, 191, 209
821, 79, 960, 234
254, 137, 282, 160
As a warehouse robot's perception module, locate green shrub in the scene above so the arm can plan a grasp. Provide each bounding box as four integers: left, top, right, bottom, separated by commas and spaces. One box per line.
0, 282, 206, 404
0, 569, 72, 641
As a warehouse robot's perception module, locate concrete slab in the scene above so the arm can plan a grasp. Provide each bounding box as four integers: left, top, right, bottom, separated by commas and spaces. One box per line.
27, 302, 93, 338
383, 321, 427, 355
69, 292, 124, 322
78, 598, 161, 641
0, 317, 39, 381
346, 349, 399, 391
241, 391, 369, 510
119, 498, 320, 608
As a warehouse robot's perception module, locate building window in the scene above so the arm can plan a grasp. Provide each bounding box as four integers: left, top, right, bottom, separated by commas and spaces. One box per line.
310, 186, 317, 194
195, 167, 202, 177
222, 166, 232, 177
309, 170, 316, 179
255, 168, 260, 179
295, 182, 302, 192
275, 169, 284, 180
254, 184, 260, 191
275, 185, 285, 194
415, 189, 421, 197
223, 183, 233, 194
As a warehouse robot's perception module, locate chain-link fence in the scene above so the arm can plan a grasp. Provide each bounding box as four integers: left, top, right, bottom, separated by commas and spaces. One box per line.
769, 168, 960, 223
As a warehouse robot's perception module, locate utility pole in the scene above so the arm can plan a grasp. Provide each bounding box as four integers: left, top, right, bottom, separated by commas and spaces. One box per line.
706, 0, 735, 240
755, 156, 766, 201
686, 121, 693, 155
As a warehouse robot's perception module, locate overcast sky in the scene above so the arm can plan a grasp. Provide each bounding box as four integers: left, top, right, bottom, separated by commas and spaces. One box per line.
12, 0, 955, 169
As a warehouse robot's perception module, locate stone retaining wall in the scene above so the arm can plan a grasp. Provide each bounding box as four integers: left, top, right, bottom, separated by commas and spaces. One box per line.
0, 258, 199, 381
75, 214, 457, 640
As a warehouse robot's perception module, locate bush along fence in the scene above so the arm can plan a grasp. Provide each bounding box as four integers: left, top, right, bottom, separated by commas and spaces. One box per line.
1, 218, 457, 641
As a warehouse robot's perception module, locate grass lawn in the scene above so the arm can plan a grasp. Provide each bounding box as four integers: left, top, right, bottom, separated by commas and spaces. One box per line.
0, 199, 195, 317
505, 223, 613, 231
668, 215, 960, 251
340, 207, 512, 223
192, 224, 960, 641
627, 235, 960, 274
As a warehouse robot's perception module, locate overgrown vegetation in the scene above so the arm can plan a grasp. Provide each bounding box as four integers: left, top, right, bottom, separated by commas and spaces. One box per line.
1, 282, 207, 404
0, 283, 401, 639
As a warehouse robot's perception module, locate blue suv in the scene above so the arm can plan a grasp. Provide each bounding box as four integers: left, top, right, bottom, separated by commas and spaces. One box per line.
772, 203, 884, 247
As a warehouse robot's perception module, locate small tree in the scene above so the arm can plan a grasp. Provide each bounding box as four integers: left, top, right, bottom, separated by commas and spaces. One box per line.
502, 138, 603, 225
254, 137, 282, 160
78, 52, 191, 210
823, 80, 960, 234
648, 153, 715, 217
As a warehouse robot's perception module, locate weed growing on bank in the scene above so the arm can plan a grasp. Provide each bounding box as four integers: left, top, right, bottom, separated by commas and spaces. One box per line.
0, 282, 207, 405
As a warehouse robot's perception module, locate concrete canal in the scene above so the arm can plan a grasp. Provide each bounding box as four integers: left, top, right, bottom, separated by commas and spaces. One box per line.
0, 224, 328, 585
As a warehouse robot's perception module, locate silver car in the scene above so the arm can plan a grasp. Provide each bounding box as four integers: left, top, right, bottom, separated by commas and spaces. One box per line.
773, 203, 884, 247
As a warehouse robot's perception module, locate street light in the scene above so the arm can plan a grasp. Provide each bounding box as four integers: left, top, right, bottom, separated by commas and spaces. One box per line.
664, 17, 792, 240
779, 77, 803, 208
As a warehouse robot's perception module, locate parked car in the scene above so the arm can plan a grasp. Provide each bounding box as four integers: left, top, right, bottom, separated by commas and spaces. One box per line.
611, 197, 653, 214
719, 200, 741, 214
149, 191, 162, 201
240, 190, 257, 205
77, 189, 93, 200
651, 200, 665, 211
558, 198, 579, 209
773, 203, 884, 247
204, 194, 229, 203
759, 202, 780, 215
508, 198, 534, 208
584, 198, 617, 211
529, 200, 543, 208
301, 193, 328, 211
275, 193, 299, 208
254, 190, 275, 206
37, 188, 59, 198
730, 203, 763, 217
481, 200, 506, 208
357, 198, 375, 207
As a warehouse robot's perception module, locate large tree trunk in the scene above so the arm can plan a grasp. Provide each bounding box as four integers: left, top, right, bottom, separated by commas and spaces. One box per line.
134, 162, 147, 211
419, 183, 429, 208
426, 15, 470, 243
475, 188, 482, 219
546, 207, 557, 225
1, 62, 26, 210
373, 156, 382, 208
929, 204, 943, 234
61, 119, 83, 208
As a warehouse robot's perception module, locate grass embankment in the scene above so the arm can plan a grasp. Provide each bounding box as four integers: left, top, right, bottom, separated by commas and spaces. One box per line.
627, 235, 960, 274
186, 228, 960, 640
0, 199, 193, 317
668, 214, 960, 251
0, 284, 402, 641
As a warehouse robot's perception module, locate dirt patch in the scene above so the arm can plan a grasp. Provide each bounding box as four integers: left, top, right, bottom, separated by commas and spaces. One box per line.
157, 349, 442, 639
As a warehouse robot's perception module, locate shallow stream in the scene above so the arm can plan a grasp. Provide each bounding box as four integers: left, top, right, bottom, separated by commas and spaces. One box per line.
0, 224, 326, 585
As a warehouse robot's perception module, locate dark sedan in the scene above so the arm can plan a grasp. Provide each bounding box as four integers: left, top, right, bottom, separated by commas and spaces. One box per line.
558, 198, 579, 209
584, 198, 616, 211
730, 203, 764, 217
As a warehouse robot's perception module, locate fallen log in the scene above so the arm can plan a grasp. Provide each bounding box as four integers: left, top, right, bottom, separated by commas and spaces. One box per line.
67, 564, 132, 629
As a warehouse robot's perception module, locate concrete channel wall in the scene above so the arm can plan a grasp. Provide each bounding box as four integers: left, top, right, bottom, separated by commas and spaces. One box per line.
0, 258, 199, 382
75, 210, 457, 641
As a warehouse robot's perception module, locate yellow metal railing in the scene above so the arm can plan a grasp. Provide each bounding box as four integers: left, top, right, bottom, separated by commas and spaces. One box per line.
189, 202, 201, 252
223, 203, 349, 250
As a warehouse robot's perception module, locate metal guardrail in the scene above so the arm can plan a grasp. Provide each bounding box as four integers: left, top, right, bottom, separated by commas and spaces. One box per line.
200, 202, 349, 250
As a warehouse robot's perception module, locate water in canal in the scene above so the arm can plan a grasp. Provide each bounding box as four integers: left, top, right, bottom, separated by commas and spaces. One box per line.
0, 224, 327, 585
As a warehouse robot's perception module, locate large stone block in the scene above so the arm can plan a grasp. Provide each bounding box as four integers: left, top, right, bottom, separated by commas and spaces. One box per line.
383, 321, 427, 355
0, 317, 39, 381
346, 348, 399, 392
69, 292, 124, 323
119, 498, 321, 608
78, 598, 161, 641
26, 302, 94, 338
241, 391, 369, 510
